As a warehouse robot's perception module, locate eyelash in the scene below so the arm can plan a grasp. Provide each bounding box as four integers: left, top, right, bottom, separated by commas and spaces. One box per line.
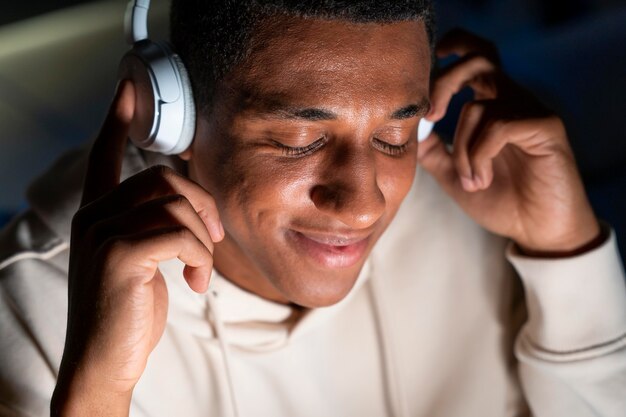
274, 136, 409, 157
274, 137, 327, 157
372, 138, 410, 156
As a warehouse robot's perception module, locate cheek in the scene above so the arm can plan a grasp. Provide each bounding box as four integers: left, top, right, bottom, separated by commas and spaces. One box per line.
217, 150, 315, 234
377, 151, 417, 213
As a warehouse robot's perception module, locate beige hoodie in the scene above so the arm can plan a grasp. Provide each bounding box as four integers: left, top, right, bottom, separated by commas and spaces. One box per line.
0, 144, 625, 417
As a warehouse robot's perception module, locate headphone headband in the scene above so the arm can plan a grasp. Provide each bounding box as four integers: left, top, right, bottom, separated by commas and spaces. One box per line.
119, 0, 196, 155
124, 0, 151, 44
120, 1, 431, 153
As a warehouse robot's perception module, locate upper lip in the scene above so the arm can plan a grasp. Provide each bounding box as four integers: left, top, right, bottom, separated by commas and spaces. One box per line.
293, 230, 371, 246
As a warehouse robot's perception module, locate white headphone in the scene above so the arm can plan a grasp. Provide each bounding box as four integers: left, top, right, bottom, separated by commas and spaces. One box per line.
118, 0, 433, 154
118, 0, 195, 155
417, 118, 434, 142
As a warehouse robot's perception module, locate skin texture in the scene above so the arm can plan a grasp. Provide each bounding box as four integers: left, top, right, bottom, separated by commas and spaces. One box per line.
418, 28, 600, 255
183, 17, 431, 307
51, 20, 601, 417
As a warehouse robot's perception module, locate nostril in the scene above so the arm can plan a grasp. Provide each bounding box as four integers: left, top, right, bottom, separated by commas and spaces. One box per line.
310, 182, 386, 229
310, 184, 344, 211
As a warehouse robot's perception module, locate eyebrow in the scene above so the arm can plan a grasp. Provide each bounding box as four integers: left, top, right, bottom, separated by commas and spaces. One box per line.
247, 98, 430, 122
390, 100, 431, 120
288, 108, 337, 121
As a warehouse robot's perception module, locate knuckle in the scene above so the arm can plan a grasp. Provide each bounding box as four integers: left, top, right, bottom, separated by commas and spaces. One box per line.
545, 114, 565, 132
167, 194, 191, 211
171, 225, 192, 241
485, 118, 508, 135
436, 71, 462, 95
462, 101, 486, 119
146, 164, 175, 182
453, 158, 471, 178
467, 54, 496, 71
98, 237, 132, 263
452, 150, 468, 168
147, 164, 174, 177
451, 142, 469, 165
160, 194, 195, 221
135, 165, 178, 195
147, 165, 180, 185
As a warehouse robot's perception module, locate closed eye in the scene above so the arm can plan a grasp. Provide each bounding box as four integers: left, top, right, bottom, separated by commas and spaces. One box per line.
372, 137, 410, 156
273, 136, 327, 157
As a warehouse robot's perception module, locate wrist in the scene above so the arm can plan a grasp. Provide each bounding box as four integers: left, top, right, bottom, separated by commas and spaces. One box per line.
52, 367, 133, 417
516, 219, 605, 258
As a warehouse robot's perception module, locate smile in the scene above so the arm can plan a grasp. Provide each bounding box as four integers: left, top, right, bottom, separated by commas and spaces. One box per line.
287, 230, 371, 269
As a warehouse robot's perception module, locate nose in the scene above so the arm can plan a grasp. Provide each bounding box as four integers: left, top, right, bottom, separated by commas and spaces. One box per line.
310, 144, 385, 230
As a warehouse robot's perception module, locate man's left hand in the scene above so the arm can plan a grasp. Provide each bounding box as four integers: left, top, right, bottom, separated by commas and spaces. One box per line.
417, 28, 601, 256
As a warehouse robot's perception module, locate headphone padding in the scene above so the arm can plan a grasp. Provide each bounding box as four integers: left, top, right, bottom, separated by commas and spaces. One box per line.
167, 53, 196, 155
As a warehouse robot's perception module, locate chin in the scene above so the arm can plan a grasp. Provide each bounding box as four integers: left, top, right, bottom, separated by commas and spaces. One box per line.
272, 264, 364, 308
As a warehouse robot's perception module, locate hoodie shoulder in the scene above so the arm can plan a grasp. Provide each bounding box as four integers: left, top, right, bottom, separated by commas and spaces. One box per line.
0, 210, 68, 271
0, 209, 70, 348
0, 210, 69, 416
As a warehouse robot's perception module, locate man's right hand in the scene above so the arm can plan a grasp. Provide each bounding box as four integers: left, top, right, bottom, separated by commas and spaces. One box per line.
51, 80, 224, 416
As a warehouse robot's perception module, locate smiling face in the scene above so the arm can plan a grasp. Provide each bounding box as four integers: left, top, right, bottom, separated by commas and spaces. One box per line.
183, 16, 431, 307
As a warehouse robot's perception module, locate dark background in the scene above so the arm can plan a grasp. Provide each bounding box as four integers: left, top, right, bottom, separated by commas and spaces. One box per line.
433, 0, 626, 260
1, 0, 625, 260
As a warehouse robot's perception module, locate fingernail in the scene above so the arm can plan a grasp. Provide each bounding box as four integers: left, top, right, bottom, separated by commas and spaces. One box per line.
461, 176, 474, 191
218, 221, 225, 241
209, 223, 223, 242
473, 174, 484, 190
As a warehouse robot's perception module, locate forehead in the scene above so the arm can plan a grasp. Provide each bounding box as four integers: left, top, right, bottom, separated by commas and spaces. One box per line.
219, 17, 431, 112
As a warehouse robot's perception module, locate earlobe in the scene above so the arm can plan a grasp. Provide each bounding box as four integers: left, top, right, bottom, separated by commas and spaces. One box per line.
178, 146, 193, 161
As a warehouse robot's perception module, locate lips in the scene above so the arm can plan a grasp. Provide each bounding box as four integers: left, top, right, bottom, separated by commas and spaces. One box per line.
287, 229, 371, 269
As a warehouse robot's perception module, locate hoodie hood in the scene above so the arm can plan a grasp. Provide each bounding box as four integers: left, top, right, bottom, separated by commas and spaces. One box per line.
26, 142, 175, 243
159, 257, 372, 351
24, 143, 404, 417
26, 142, 374, 349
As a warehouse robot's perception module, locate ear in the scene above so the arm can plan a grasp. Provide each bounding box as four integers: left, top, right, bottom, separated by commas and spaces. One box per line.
178, 147, 193, 161
178, 119, 199, 161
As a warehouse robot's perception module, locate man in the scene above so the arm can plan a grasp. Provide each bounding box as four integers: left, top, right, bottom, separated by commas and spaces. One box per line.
0, 1, 624, 416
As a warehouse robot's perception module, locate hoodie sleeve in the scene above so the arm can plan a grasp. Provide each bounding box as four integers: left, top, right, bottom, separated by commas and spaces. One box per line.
0, 212, 70, 417
507, 227, 626, 417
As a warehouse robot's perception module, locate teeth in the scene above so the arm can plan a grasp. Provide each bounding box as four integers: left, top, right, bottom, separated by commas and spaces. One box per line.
304, 234, 358, 246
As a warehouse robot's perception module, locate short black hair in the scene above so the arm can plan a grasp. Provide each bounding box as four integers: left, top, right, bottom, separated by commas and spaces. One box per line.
170, 0, 435, 113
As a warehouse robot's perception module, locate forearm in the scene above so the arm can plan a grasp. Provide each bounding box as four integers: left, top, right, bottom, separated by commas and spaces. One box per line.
51, 369, 133, 417
509, 227, 626, 416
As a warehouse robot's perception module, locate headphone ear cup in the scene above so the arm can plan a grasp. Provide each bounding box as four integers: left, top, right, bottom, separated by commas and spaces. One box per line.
417, 118, 434, 142
118, 41, 195, 155
119, 53, 156, 148
167, 53, 196, 155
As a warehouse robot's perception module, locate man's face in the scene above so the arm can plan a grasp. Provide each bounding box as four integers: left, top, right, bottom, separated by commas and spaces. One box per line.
185, 17, 431, 307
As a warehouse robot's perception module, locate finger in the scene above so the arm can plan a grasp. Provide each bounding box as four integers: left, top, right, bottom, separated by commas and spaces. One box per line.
99, 226, 213, 293
81, 80, 136, 207
469, 117, 551, 190
427, 54, 497, 121
417, 132, 458, 193
81, 165, 224, 243
436, 28, 501, 64
418, 133, 488, 208
451, 101, 490, 191
87, 194, 215, 256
